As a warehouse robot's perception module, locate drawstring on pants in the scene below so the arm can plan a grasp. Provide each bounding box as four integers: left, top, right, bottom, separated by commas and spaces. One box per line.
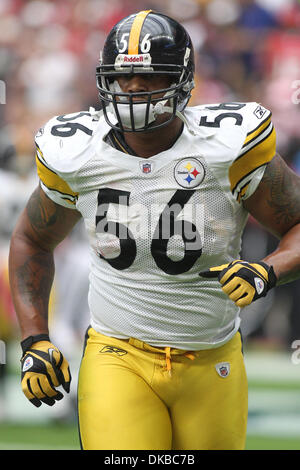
165, 347, 172, 376
126, 337, 197, 378
164, 347, 195, 377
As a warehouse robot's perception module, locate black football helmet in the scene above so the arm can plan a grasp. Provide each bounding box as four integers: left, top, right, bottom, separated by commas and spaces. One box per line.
96, 10, 195, 132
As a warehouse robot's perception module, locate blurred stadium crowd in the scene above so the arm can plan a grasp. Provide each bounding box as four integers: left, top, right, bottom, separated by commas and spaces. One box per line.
0, 0, 300, 396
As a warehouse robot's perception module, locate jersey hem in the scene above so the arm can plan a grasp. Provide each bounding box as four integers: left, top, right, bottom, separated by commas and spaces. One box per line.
90, 317, 241, 351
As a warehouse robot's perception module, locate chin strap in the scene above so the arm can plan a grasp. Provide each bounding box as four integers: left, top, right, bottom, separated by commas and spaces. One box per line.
89, 106, 102, 119
151, 80, 197, 136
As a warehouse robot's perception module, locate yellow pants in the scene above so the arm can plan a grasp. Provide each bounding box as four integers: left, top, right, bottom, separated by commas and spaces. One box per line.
77, 328, 248, 450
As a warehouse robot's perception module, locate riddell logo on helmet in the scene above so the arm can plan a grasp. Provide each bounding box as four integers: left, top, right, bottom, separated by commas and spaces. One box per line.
115, 53, 152, 69
124, 55, 144, 63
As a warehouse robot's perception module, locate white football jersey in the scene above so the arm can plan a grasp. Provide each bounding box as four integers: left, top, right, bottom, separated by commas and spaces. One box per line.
35, 102, 276, 350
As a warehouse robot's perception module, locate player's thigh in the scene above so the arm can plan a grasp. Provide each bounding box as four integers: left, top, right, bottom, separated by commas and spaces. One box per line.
171, 333, 248, 450
78, 343, 172, 450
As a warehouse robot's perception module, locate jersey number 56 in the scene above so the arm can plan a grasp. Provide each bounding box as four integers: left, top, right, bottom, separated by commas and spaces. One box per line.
96, 188, 202, 275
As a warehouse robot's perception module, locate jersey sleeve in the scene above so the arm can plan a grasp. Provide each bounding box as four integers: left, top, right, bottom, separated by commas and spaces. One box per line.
229, 103, 276, 203
35, 140, 78, 209
35, 117, 78, 209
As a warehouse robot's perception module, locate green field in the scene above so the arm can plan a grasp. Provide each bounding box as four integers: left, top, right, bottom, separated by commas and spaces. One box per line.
0, 423, 79, 450
0, 422, 300, 450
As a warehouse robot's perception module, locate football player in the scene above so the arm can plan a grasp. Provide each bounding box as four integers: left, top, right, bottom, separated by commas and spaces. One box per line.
9, 10, 300, 450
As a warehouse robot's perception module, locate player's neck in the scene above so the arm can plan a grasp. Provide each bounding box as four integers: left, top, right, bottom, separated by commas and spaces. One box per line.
123, 117, 183, 158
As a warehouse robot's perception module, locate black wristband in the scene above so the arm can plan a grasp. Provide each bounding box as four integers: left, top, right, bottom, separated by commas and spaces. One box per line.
21, 334, 50, 355
259, 261, 277, 288
268, 265, 277, 288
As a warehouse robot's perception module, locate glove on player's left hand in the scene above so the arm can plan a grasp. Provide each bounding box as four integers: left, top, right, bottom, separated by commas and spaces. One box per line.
199, 260, 277, 307
21, 336, 71, 407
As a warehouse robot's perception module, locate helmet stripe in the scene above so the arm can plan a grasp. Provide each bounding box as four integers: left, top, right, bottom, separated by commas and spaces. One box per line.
128, 10, 152, 55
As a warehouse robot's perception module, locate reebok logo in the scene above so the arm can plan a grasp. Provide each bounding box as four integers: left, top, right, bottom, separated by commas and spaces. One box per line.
254, 105, 267, 119
99, 345, 127, 356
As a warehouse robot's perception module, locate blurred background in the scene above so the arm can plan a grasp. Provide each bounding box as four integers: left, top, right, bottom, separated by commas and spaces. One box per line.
0, 0, 300, 450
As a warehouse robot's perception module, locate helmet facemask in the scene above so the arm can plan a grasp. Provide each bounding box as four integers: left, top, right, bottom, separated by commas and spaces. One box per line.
96, 62, 194, 133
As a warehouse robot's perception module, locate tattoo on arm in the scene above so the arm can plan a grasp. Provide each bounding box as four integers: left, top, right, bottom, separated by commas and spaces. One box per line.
260, 153, 300, 229
16, 252, 54, 319
27, 188, 59, 231
10, 186, 81, 330
25, 186, 81, 249
242, 154, 300, 284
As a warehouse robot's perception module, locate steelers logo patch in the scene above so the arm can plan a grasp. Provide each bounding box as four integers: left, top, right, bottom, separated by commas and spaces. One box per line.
174, 158, 205, 189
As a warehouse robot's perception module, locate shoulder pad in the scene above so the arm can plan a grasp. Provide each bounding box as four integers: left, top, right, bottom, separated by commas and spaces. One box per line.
237, 102, 272, 135
187, 103, 248, 149
192, 101, 271, 131
228, 102, 275, 202
35, 108, 103, 174
190, 102, 272, 146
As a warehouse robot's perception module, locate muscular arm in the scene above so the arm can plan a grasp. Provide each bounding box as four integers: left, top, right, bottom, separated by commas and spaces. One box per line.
243, 153, 300, 285
9, 185, 82, 339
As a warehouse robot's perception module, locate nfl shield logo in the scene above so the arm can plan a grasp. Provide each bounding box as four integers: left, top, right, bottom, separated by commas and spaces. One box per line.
140, 162, 152, 174
215, 362, 230, 378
